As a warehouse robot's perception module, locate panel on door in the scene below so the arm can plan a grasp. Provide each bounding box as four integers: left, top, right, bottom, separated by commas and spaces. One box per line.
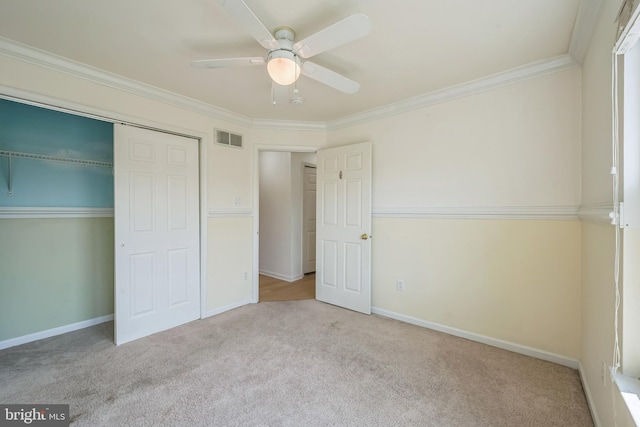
114, 124, 200, 345
316, 141, 371, 314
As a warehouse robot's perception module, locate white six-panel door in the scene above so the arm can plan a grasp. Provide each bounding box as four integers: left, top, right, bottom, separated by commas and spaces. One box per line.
316, 141, 372, 314
114, 124, 200, 345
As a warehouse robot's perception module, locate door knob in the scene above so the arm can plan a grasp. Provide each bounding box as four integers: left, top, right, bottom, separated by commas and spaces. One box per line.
361, 233, 369, 240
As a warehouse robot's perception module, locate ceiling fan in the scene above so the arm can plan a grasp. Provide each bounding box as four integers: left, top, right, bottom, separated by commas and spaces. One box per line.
191, 0, 372, 95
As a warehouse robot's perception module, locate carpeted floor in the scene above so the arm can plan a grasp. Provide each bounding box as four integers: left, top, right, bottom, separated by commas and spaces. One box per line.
0, 300, 593, 426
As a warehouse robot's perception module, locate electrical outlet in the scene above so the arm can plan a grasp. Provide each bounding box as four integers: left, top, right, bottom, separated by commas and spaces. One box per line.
601, 360, 607, 386
243, 271, 248, 280
396, 279, 405, 291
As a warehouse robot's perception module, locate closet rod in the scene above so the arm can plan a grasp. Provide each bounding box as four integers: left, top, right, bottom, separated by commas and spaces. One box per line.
0, 150, 113, 168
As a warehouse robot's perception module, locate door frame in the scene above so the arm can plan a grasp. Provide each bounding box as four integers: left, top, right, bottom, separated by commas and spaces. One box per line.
252, 144, 319, 303
302, 162, 317, 275
0, 88, 210, 324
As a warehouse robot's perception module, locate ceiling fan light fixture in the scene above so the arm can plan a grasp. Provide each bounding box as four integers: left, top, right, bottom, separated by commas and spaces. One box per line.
267, 50, 301, 86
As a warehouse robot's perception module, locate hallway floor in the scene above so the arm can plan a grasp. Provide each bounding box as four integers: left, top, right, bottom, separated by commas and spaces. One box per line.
259, 273, 315, 302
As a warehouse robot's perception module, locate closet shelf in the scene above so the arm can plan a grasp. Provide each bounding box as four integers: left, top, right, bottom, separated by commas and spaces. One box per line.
0, 150, 113, 168
1, 150, 113, 196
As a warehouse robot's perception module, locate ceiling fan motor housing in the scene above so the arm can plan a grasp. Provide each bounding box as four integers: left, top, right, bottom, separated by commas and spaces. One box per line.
273, 26, 295, 47
267, 27, 300, 85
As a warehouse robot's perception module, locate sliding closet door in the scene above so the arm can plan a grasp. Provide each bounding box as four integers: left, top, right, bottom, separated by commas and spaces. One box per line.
114, 124, 200, 345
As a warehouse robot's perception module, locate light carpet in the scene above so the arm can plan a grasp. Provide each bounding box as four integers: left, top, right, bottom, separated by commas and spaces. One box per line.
0, 300, 593, 426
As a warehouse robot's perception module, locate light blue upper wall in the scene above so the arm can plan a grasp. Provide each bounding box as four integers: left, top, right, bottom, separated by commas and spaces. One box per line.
0, 98, 113, 207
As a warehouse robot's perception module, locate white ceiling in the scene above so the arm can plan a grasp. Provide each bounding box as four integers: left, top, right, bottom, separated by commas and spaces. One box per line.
0, 0, 583, 122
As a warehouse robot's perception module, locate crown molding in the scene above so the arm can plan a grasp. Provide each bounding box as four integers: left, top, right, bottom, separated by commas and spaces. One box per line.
327, 54, 578, 130
0, 37, 253, 128
0, 38, 579, 133
372, 205, 579, 220
569, 0, 604, 64
251, 118, 326, 132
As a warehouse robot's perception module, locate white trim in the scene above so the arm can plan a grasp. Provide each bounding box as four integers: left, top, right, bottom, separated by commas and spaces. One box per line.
0, 86, 211, 141
0, 314, 113, 350
258, 270, 303, 283
204, 298, 253, 318
0, 38, 579, 133
208, 208, 253, 218
0, 37, 252, 128
0, 207, 114, 218
578, 203, 614, 224
372, 307, 579, 369
579, 362, 603, 427
569, 0, 605, 64
614, 371, 640, 426
372, 205, 580, 220
199, 124, 209, 324
251, 119, 326, 132
327, 55, 578, 130
615, 0, 640, 54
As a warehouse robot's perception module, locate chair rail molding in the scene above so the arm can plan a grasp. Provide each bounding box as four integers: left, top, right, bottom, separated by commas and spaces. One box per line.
0, 207, 114, 218
577, 203, 614, 224
372, 205, 580, 220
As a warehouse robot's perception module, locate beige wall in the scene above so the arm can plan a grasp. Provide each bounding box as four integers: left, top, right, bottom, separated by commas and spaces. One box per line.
207, 217, 253, 312
581, 1, 618, 207
328, 68, 582, 209
581, 221, 620, 425
372, 218, 582, 357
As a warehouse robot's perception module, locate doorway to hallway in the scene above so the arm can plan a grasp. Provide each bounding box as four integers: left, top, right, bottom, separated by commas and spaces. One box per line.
259, 273, 316, 302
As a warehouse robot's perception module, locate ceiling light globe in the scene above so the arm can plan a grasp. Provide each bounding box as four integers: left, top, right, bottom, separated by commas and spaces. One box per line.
267, 51, 301, 86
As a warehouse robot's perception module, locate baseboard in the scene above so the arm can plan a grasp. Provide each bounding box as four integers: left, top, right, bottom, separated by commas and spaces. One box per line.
258, 270, 303, 283
578, 361, 602, 427
0, 314, 114, 350
371, 307, 579, 369
204, 298, 253, 318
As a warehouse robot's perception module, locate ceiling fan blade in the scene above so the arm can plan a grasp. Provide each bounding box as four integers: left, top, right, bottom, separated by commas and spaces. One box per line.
216, 0, 279, 50
293, 13, 372, 59
301, 61, 360, 94
191, 57, 265, 69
